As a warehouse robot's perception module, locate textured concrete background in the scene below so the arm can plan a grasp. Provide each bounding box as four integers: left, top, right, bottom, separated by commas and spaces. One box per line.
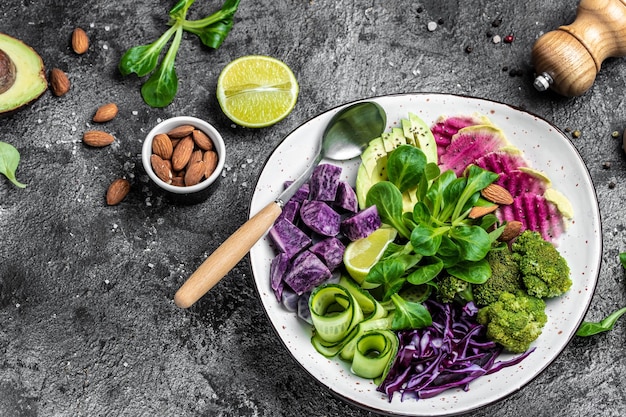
1, 0, 625, 416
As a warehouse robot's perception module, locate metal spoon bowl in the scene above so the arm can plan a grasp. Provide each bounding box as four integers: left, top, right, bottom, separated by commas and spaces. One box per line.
174, 101, 387, 308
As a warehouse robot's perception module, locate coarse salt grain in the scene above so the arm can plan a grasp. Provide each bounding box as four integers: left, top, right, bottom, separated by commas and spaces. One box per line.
492, 35, 501, 44
427, 21, 437, 31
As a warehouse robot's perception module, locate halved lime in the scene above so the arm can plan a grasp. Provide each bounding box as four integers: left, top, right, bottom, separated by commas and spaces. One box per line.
344, 226, 397, 285
216, 55, 299, 128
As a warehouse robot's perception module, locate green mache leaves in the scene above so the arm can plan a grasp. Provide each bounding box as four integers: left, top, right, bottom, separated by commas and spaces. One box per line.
0, 141, 26, 188
119, 0, 240, 108
363, 144, 501, 322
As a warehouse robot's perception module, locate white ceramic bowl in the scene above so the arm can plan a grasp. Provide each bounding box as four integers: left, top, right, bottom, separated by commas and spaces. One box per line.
142, 116, 225, 203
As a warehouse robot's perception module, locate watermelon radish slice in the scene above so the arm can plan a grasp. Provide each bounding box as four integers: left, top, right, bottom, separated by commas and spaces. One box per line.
497, 193, 566, 242
431, 114, 492, 157
495, 169, 550, 198
473, 150, 528, 174
439, 125, 510, 175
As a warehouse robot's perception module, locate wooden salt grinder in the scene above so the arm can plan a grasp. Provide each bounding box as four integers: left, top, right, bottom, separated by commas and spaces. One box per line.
532, 0, 626, 96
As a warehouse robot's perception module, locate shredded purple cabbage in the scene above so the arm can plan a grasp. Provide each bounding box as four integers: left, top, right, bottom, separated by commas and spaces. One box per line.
378, 300, 534, 402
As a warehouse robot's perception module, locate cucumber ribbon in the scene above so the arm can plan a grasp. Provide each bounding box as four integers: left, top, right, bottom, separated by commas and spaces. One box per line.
309, 276, 399, 381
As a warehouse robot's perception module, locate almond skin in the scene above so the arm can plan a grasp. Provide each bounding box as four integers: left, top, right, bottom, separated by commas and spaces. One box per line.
203, 150, 218, 178
468, 204, 498, 219
481, 184, 514, 205
192, 129, 214, 151
49, 68, 70, 96
150, 154, 173, 184
499, 220, 523, 242
171, 136, 194, 171
167, 125, 195, 139
106, 178, 130, 206
93, 103, 118, 123
184, 160, 206, 186
83, 130, 114, 147
71, 27, 89, 54
152, 133, 173, 159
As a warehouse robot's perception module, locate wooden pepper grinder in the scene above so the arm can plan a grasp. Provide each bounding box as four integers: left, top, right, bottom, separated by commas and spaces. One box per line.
532, 0, 626, 96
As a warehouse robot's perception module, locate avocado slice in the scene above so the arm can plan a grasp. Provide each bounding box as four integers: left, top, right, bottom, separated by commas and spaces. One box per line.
0, 33, 47, 116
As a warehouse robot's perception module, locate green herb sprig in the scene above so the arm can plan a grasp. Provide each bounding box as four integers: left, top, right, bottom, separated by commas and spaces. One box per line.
576, 252, 626, 336
0, 141, 26, 188
119, 0, 240, 108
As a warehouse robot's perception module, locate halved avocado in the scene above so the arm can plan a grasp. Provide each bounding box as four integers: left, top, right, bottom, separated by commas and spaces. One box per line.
0, 33, 47, 116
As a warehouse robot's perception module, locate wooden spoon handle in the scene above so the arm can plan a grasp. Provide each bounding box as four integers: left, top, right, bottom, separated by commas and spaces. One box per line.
174, 201, 282, 308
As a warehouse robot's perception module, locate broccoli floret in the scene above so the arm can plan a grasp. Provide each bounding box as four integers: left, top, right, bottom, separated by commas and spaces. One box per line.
472, 247, 523, 307
511, 230, 572, 298
476, 291, 547, 353
435, 275, 473, 304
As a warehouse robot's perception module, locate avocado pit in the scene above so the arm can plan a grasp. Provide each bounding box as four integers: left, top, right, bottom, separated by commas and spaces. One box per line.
0, 48, 16, 94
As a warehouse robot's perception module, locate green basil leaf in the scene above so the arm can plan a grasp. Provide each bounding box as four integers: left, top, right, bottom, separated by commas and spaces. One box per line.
449, 225, 491, 261
0, 141, 26, 188
366, 181, 411, 239
407, 257, 443, 285
410, 224, 443, 256
390, 293, 432, 330
447, 258, 491, 284
576, 307, 626, 337
387, 145, 427, 193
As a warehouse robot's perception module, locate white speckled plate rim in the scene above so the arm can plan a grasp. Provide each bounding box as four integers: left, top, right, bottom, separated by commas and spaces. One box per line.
248, 93, 602, 416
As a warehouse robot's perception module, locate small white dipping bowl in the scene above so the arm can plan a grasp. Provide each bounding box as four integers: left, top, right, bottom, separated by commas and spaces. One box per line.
142, 116, 226, 204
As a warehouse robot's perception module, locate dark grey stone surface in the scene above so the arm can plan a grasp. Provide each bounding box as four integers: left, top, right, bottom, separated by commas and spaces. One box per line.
1, 1, 625, 416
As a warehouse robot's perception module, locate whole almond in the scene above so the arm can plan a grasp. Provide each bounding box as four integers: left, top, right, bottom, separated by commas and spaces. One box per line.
468, 204, 498, 219
192, 129, 214, 151
171, 136, 194, 171
184, 160, 206, 186
106, 178, 130, 206
203, 150, 218, 178
152, 133, 173, 159
83, 130, 114, 147
71, 27, 89, 54
150, 154, 173, 184
481, 184, 514, 205
167, 125, 195, 139
187, 149, 203, 169
499, 220, 523, 242
171, 176, 185, 187
93, 103, 118, 123
49, 68, 70, 96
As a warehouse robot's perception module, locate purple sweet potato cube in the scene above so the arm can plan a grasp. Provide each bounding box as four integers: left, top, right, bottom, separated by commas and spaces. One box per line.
270, 252, 290, 302
309, 164, 342, 201
334, 181, 358, 213
309, 237, 346, 271
277, 200, 300, 223
340, 205, 382, 241
300, 200, 341, 237
283, 251, 332, 295
268, 217, 311, 258
283, 181, 309, 203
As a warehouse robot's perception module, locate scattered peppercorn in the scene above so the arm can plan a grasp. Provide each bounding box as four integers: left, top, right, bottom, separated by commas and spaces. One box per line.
486, 30, 494, 38
417, 6, 423, 13
465, 45, 474, 53
609, 181, 616, 189
602, 161, 612, 170
437, 18, 445, 25
572, 130, 581, 138
502, 66, 509, 72
564, 127, 572, 133
492, 17, 502, 27
503, 33, 515, 43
